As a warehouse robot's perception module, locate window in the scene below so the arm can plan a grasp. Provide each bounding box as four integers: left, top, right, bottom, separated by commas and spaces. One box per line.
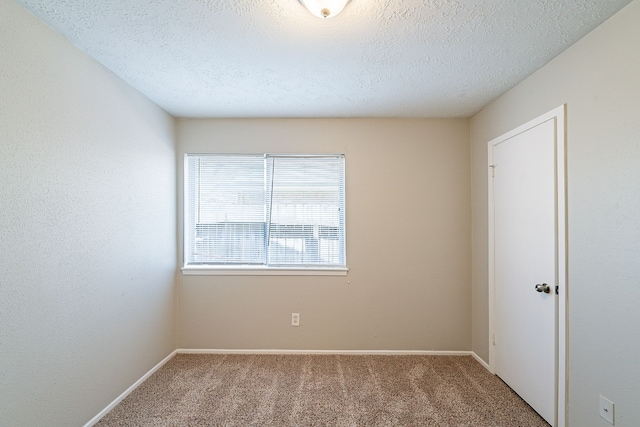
183, 154, 346, 274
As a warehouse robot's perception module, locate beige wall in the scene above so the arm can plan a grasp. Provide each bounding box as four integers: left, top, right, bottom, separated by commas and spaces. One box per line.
0, 1, 177, 426
177, 118, 471, 351
470, 1, 640, 425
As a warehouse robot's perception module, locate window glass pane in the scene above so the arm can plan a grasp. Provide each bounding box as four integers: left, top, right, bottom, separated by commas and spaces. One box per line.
185, 155, 265, 264
266, 156, 345, 266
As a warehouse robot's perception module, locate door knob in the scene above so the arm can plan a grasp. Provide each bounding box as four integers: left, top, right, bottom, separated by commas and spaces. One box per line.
535, 283, 550, 294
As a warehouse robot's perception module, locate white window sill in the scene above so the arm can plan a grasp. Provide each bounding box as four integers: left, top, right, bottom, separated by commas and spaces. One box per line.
181, 266, 349, 276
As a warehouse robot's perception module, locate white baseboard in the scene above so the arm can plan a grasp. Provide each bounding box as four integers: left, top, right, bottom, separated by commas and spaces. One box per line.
471, 351, 491, 372
83, 350, 177, 427
177, 349, 474, 356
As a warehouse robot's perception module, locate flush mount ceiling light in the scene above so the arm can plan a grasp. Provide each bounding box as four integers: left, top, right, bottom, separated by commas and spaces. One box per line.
298, 0, 351, 18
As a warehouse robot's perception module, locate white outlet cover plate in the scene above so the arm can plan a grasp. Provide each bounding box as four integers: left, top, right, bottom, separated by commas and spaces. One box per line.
599, 395, 615, 425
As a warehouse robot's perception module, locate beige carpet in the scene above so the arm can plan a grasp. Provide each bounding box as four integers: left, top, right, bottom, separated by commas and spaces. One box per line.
96, 354, 549, 426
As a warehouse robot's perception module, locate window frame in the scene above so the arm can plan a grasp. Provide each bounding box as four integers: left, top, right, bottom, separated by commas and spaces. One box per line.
181, 153, 348, 276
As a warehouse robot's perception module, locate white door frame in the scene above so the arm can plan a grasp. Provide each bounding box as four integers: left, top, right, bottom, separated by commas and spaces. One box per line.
487, 105, 567, 427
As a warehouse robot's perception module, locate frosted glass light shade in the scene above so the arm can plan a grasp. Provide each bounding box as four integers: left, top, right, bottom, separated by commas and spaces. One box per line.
299, 0, 351, 18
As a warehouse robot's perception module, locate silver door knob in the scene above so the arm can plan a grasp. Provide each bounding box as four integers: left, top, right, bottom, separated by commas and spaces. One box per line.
535, 283, 550, 293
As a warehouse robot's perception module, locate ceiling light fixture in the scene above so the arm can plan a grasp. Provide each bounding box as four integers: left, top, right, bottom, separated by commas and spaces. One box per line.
298, 0, 351, 19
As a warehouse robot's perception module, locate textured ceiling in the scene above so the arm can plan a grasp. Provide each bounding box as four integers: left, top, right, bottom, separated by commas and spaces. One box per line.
15, 0, 633, 118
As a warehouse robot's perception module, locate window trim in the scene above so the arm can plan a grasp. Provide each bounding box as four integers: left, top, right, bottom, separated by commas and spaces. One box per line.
182, 153, 347, 276
181, 265, 349, 276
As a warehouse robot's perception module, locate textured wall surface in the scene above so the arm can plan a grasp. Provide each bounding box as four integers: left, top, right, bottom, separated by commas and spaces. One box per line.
0, 1, 177, 425
13, 0, 632, 118
470, 1, 640, 425
176, 118, 471, 352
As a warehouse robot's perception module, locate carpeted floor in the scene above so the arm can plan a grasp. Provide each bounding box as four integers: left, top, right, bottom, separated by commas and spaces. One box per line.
96, 354, 549, 426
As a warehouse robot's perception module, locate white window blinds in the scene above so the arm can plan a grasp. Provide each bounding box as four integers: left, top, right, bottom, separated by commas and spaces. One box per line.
184, 154, 345, 268
185, 155, 265, 265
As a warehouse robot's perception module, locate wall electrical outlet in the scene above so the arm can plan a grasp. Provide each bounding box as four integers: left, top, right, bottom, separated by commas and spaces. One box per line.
599, 395, 615, 425
291, 313, 300, 327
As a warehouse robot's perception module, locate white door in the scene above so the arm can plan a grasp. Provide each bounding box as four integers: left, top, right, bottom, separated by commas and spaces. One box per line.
489, 107, 566, 426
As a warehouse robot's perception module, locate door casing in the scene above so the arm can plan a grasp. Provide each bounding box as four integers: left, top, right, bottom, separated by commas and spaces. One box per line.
487, 105, 567, 427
